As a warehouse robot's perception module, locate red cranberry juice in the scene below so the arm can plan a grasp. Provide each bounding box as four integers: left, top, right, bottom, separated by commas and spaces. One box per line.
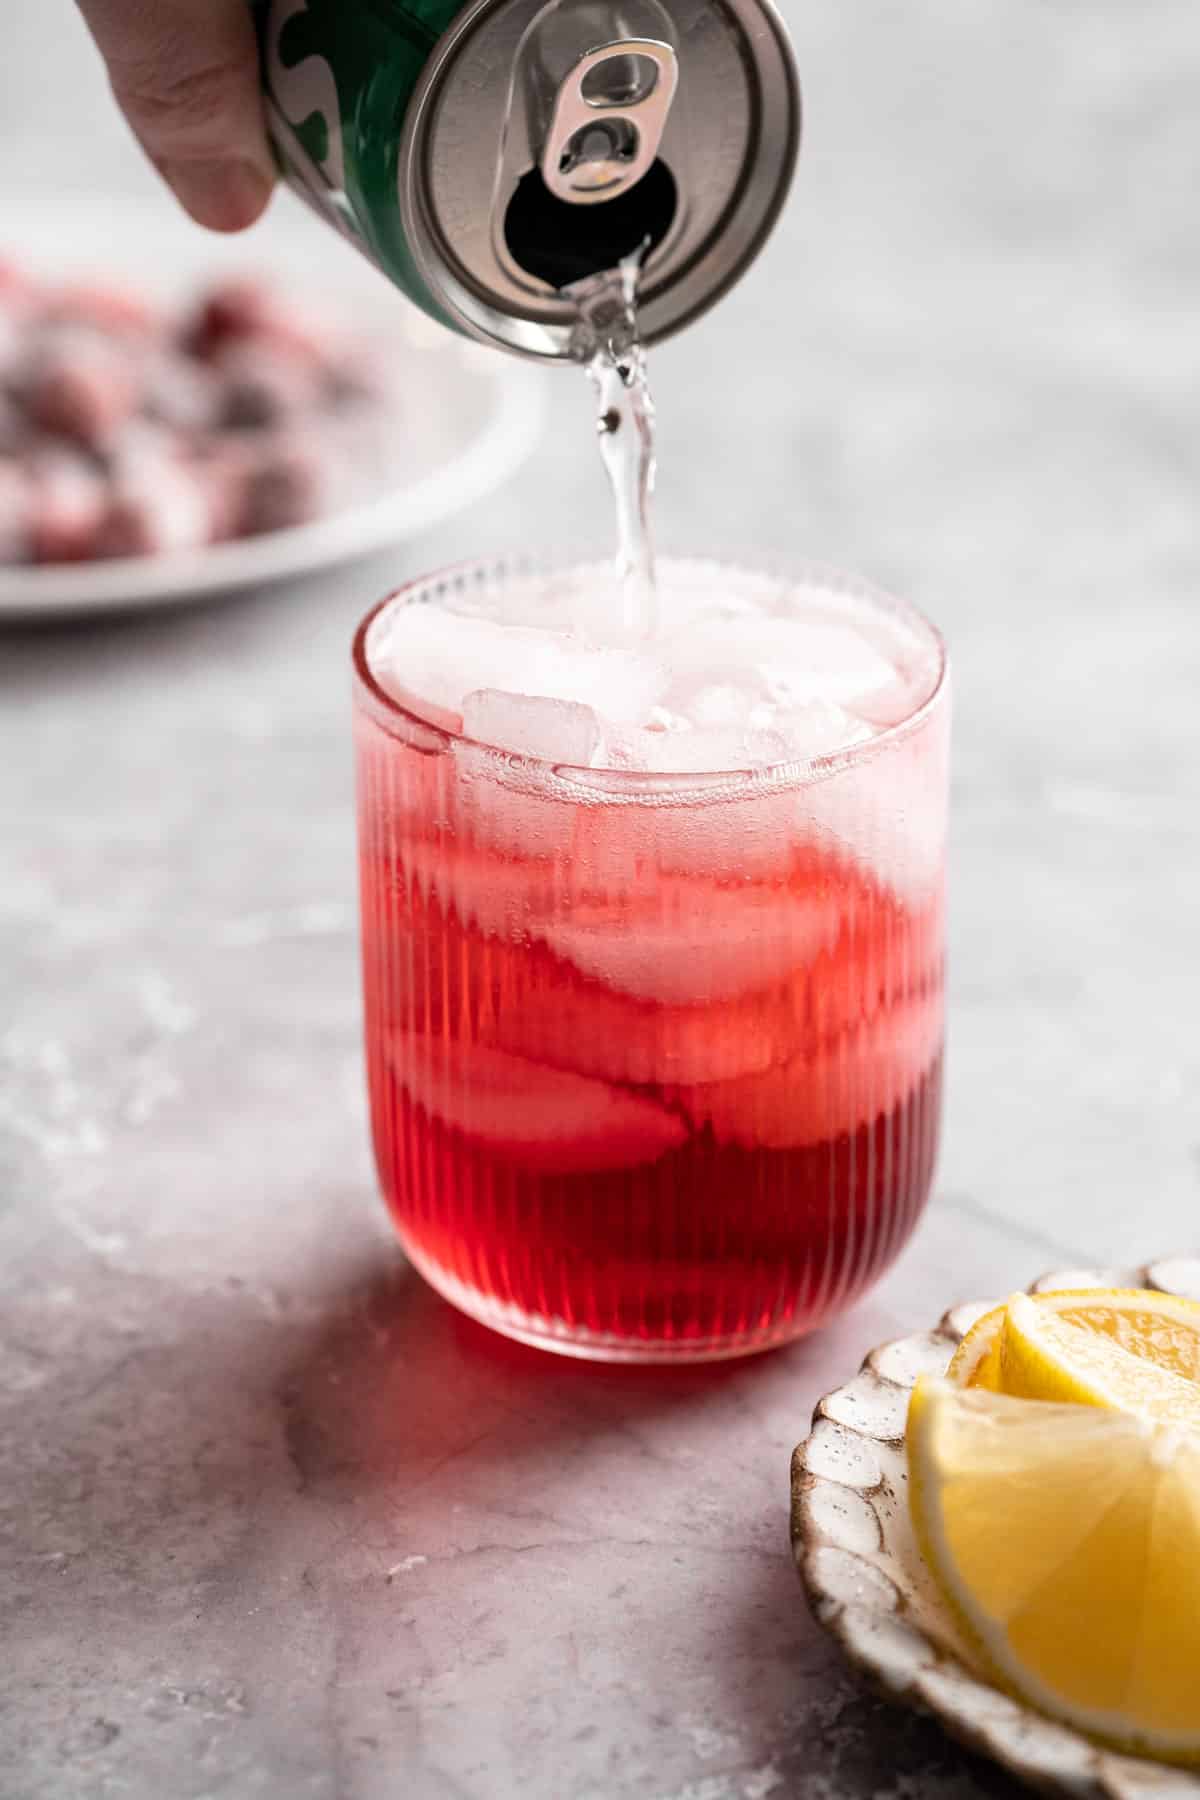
355, 658, 945, 1359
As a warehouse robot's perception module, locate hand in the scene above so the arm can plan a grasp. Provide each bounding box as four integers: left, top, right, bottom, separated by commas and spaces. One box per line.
76, 0, 275, 232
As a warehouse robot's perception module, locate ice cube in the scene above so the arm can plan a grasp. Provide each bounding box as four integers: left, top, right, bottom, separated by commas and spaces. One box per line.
649, 564, 782, 635
605, 701, 865, 775
462, 689, 600, 766
369, 607, 496, 727
847, 678, 923, 730
683, 986, 943, 1149
685, 683, 757, 729
625, 725, 789, 774
542, 883, 844, 1004
668, 616, 898, 711
389, 1034, 686, 1173
846, 636, 943, 728
770, 700, 875, 762
514, 632, 666, 724
367, 604, 667, 734
799, 709, 950, 900
489, 942, 790, 1085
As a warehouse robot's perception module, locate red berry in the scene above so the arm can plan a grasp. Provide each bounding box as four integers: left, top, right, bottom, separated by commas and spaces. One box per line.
24, 338, 140, 449
142, 353, 220, 435
28, 451, 107, 563
184, 278, 328, 366
0, 392, 27, 457
218, 343, 320, 430
0, 459, 30, 564
45, 281, 159, 339
93, 428, 216, 558
92, 461, 212, 560
235, 438, 328, 536
0, 259, 37, 317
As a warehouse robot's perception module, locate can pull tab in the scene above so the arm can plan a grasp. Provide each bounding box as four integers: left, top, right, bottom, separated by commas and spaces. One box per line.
541, 40, 679, 207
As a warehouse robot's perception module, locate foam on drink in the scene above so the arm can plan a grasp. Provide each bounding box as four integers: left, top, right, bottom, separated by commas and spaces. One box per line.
366, 560, 939, 772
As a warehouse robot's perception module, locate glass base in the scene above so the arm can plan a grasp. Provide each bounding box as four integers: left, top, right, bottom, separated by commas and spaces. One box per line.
400, 1237, 816, 1364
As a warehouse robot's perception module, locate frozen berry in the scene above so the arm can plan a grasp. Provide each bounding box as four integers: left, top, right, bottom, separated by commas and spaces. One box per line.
45, 281, 159, 339
0, 259, 37, 319
0, 316, 20, 386
24, 338, 139, 449
185, 278, 327, 366
0, 460, 30, 564
188, 437, 251, 543
28, 451, 108, 563
0, 392, 27, 457
92, 461, 212, 560
142, 353, 219, 435
323, 346, 383, 411
235, 439, 327, 536
217, 343, 320, 430
3, 262, 391, 569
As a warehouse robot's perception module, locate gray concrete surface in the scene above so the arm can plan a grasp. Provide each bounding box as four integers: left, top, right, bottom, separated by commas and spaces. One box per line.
4, 2, 1200, 1795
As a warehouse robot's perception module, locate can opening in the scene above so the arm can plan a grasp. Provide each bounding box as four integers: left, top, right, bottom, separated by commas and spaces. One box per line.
503, 158, 677, 290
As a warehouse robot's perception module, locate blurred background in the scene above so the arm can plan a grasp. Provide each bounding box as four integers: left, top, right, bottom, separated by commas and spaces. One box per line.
4, 3, 1200, 1796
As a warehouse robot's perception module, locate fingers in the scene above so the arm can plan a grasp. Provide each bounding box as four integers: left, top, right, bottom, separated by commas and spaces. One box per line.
76, 0, 275, 232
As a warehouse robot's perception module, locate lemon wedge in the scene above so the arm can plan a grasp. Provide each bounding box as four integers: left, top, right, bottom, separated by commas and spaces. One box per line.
947, 1303, 1006, 1389
949, 1287, 1200, 1397
1000, 1293, 1200, 1423
907, 1376, 1200, 1762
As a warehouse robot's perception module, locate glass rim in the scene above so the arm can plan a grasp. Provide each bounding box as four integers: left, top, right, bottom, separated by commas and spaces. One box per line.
351, 552, 948, 792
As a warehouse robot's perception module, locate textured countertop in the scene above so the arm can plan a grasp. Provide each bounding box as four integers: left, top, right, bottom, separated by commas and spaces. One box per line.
5, 3, 1200, 1796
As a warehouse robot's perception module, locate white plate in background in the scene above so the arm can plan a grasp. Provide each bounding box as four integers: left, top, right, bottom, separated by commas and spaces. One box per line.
0, 188, 548, 620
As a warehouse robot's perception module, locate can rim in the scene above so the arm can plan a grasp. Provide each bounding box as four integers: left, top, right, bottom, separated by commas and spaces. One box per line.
396, 0, 803, 362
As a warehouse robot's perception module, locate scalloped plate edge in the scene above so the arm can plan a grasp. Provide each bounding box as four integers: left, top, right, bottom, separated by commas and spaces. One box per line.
791, 1255, 1200, 1799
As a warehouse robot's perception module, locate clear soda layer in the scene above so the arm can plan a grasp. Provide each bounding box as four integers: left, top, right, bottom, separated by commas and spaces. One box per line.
354, 558, 948, 1359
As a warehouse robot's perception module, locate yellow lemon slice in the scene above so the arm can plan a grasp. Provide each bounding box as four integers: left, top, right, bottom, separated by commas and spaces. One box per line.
948, 1287, 1200, 1395
947, 1303, 1006, 1389
999, 1293, 1200, 1424
907, 1376, 1200, 1763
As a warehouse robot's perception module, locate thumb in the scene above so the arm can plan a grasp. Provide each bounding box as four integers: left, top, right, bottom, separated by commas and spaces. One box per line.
76, 0, 275, 232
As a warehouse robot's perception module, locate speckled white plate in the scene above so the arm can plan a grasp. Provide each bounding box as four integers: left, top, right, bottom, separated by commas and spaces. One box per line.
792, 1255, 1200, 1799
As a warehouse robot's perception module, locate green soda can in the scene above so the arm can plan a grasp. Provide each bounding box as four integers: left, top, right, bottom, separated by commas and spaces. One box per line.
251, 0, 799, 359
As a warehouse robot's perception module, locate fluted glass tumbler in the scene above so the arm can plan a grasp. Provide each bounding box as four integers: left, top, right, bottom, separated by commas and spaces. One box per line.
353, 557, 949, 1361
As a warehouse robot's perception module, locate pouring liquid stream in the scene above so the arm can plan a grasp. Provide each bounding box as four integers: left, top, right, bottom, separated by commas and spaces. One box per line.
569, 247, 658, 642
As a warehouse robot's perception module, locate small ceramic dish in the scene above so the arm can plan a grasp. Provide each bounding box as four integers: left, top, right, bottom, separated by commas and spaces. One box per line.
791, 1255, 1200, 1799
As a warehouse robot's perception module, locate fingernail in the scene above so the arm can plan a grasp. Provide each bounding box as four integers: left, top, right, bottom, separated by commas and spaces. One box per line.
166, 158, 274, 233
